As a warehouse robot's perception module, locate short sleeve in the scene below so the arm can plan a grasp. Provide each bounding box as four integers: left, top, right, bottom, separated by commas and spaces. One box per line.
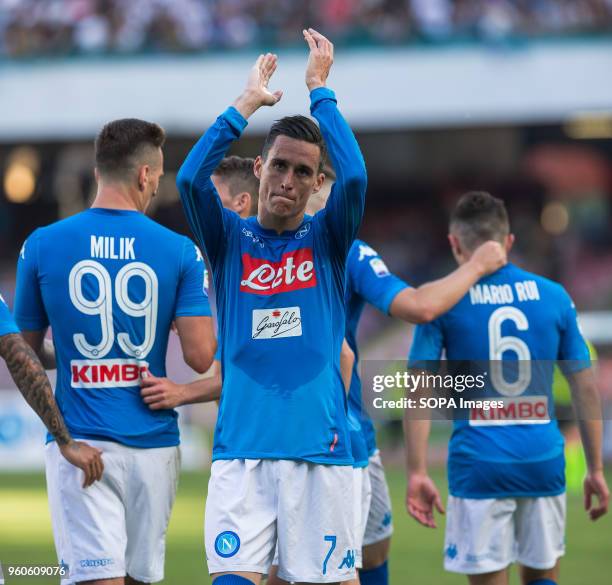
14, 231, 49, 331
557, 289, 590, 375
348, 241, 409, 315
408, 319, 445, 371
0, 292, 19, 336
174, 239, 212, 318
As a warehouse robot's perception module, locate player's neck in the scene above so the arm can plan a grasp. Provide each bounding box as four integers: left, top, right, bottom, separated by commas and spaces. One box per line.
91, 185, 143, 213
257, 211, 304, 234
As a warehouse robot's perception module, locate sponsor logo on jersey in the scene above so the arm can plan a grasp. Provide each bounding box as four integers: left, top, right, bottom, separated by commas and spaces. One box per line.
240, 249, 317, 295
369, 257, 390, 277
252, 307, 302, 339
70, 359, 149, 388
214, 531, 240, 558
469, 395, 549, 426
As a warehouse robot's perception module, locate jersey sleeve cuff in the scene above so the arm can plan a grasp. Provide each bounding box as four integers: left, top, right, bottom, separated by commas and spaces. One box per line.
14, 315, 49, 331
309, 87, 337, 111
221, 107, 249, 135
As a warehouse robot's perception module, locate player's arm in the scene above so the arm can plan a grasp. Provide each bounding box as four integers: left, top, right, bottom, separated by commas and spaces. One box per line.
172, 239, 217, 374
404, 323, 445, 528
390, 241, 506, 323
0, 332, 103, 487
340, 338, 354, 394
566, 368, 609, 520
304, 29, 367, 255
141, 361, 223, 409
174, 316, 216, 374
176, 54, 281, 266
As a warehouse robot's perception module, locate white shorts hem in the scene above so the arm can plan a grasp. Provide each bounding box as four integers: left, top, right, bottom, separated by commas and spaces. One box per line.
277, 569, 356, 584
207, 564, 268, 576
362, 528, 393, 547
444, 560, 512, 575
126, 571, 164, 583
68, 570, 125, 584
516, 551, 564, 571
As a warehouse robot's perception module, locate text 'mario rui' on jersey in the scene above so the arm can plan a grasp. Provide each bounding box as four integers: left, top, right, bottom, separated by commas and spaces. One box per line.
14, 209, 211, 448
345, 240, 409, 466
177, 88, 367, 465
409, 263, 590, 498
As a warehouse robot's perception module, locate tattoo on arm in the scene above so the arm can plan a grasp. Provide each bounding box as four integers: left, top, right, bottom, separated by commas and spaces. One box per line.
0, 333, 71, 445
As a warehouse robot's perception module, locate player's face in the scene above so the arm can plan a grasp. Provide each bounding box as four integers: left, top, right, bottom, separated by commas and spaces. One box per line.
255, 136, 325, 223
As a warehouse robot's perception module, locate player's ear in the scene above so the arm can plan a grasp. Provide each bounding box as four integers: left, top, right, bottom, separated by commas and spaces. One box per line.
235, 192, 249, 214
138, 165, 149, 192
254, 156, 263, 179
312, 172, 326, 194
505, 233, 515, 253
448, 233, 462, 262
94, 167, 101, 183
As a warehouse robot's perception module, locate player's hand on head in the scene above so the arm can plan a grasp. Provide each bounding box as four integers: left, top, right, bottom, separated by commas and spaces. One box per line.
470, 240, 507, 276
140, 374, 185, 410
584, 470, 609, 521
406, 472, 444, 528
58, 440, 104, 488
303, 28, 334, 91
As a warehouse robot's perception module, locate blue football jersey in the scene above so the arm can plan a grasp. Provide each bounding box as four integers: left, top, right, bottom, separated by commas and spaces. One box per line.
177, 88, 367, 465
409, 263, 590, 498
345, 240, 409, 466
0, 291, 19, 337
14, 208, 211, 448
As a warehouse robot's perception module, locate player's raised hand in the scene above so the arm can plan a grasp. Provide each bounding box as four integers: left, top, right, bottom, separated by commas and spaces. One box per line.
584, 470, 609, 521
59, 440, 104, 488
303, 28, 333, 91
141, 373, 186, 410
406, 472, 445, 528
470, 240, 507, 276
233, 53, 283, 120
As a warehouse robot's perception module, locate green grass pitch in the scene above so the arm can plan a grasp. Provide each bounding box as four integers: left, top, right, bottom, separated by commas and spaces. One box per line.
0, 467, 610, 584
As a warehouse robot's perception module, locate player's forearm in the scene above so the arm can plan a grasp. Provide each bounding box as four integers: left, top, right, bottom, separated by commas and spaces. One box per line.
340, 340, 355, 394
403, 416, 431, 476
570, 371, 605, 472
176, 108, 247, 257
393, 261, 484, 324
180, 374, 223, 405
0, 333, 72, 446
232, 89, 264, 120
310, 89, 367, 194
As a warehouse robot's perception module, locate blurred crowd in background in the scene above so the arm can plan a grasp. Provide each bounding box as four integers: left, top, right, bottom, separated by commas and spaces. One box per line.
2, 0, 612, 58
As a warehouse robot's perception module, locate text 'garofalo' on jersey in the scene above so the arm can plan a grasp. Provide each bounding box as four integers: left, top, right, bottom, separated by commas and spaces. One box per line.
240, 249, 317, 295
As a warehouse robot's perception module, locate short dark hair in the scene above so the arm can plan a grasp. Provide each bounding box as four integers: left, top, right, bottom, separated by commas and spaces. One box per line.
261, 115, 326, 172
450, 191, 510, 250
95, 118, 165, 179
213, 156, 259, 215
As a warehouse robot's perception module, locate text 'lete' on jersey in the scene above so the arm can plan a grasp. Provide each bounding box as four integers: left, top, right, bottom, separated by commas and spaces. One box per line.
177, 87, 367, 464
14, 209, 211, 448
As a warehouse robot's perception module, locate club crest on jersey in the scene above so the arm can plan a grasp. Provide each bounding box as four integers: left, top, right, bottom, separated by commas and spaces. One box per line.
70, 359, 149, 388
295, 223, 311, 239
240, 249, 317, 295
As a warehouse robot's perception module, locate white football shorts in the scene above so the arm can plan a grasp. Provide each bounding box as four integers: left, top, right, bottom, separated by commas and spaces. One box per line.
444, 494, 566, 574
363, 450, 394, 546
205, 458, 357, 583
45, 440, 179, 584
